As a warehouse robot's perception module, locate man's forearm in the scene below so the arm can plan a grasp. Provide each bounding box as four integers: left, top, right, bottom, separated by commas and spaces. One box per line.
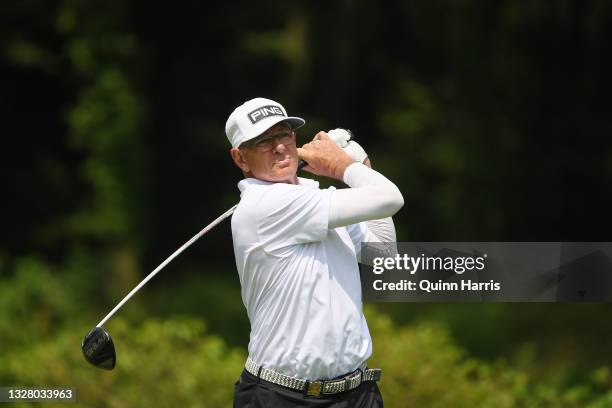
329, 163, 404, 228
365, 217, 397, 243
358, 158, 398, 243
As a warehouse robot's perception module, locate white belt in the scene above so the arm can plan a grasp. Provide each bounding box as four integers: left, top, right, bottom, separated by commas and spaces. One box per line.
244, 357, 382, 397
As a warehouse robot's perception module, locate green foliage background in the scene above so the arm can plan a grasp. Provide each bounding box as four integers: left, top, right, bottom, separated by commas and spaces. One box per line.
1, 0, 612, 406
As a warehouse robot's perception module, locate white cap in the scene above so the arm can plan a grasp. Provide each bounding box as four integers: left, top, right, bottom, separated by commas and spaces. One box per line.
225, 97, 305, 148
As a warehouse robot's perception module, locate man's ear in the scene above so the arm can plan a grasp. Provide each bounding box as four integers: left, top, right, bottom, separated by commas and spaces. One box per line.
230, 148, 250, 173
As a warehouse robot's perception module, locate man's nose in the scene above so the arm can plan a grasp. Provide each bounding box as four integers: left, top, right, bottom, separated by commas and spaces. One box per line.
273, 138, 287, 153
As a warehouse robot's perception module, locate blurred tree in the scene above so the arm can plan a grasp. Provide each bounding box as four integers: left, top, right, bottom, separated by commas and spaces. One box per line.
1, 1, 612, 401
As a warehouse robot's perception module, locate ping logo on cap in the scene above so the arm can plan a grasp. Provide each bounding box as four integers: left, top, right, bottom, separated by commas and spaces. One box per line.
248, 105, 285, 124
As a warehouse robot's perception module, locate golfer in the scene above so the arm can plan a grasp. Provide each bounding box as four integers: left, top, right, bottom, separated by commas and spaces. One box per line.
226, 97, 403, 407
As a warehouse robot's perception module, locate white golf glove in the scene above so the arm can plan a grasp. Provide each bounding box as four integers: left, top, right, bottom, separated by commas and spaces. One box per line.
327, 128, 368, 164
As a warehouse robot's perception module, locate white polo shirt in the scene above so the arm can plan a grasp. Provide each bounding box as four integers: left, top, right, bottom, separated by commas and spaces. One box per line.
231, 176, 372, 380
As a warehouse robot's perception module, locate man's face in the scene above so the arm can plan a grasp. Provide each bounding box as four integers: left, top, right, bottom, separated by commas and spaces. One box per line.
231, 122, 299, 184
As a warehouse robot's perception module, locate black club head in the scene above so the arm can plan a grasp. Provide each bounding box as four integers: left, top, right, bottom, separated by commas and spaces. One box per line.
82, 327, 116, 370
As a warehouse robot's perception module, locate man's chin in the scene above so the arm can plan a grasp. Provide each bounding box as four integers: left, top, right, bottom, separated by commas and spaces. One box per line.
274, 163, 299, 183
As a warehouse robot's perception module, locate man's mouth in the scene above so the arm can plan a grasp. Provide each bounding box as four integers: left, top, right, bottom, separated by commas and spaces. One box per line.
275, 157, 292, 168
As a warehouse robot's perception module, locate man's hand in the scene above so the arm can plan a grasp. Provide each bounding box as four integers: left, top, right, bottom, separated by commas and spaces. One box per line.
297, 132, 355, 180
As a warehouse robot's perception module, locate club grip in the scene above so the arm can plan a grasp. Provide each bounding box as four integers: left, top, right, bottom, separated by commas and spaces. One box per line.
297, 129, 354, 171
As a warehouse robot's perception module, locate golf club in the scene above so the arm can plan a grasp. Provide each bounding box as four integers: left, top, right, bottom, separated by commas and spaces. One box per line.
82, 159, 312, 370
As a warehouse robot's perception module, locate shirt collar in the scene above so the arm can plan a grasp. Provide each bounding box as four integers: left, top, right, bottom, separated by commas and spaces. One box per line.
237, 176, 319, 194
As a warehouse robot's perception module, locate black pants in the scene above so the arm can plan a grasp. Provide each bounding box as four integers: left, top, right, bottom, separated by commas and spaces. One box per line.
233, 369, 384, 408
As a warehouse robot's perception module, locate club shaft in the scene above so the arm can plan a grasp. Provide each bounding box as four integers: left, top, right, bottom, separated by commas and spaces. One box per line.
96, 204, 238, 327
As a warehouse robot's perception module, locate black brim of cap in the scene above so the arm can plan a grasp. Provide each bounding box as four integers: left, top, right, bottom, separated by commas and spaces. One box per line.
283, 116, 305, 130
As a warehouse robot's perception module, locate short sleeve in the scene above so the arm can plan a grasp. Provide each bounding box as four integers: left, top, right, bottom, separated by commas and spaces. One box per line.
344, 222, 374, 262
256, 184, 334, 253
